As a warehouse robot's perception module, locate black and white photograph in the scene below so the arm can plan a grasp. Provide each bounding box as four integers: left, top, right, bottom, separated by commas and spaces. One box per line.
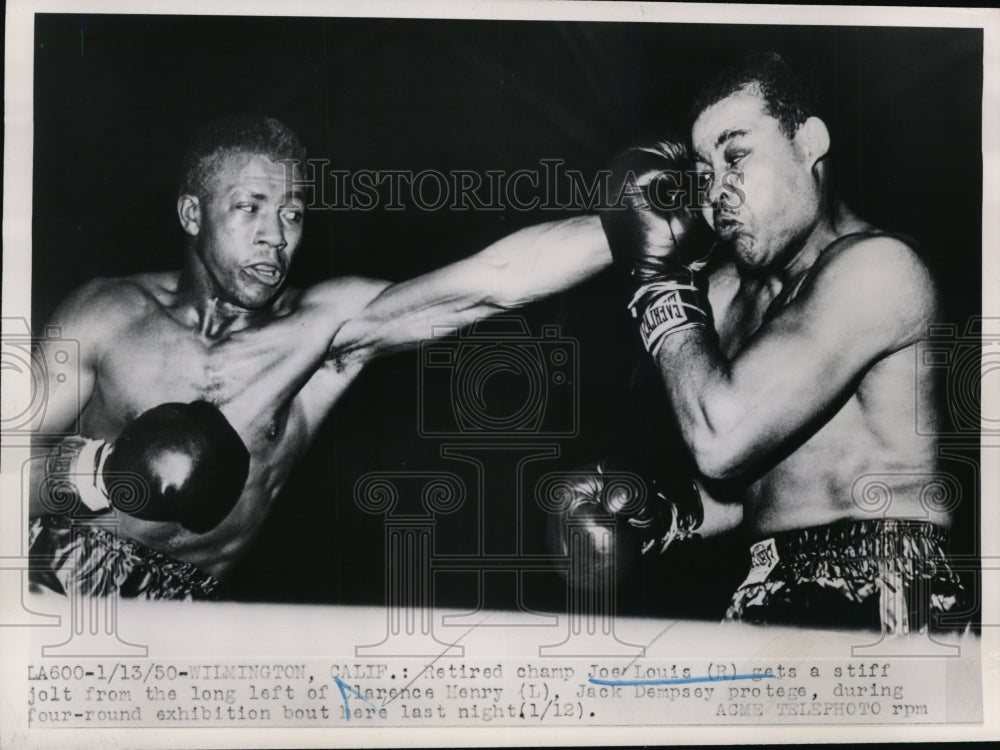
2, 1, 997, 746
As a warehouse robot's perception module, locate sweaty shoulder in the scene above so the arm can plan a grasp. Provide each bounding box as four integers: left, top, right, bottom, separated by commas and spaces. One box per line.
804, 232, 939, 351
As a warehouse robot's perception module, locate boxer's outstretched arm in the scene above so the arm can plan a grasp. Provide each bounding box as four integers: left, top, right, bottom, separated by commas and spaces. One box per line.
329, 215, 612, 357
656, 236, 937, 480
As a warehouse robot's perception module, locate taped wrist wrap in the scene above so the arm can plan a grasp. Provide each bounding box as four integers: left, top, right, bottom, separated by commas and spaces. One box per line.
42, 436, 111, 513
628, 275, 709, 357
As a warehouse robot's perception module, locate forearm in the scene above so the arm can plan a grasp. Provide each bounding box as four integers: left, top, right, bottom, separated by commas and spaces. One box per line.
332, 215, 611, 357
651, 328, 745, 479
330, 272, 502, 359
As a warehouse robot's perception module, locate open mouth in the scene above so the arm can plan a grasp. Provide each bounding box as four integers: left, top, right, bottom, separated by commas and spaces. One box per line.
244, 263, 284, 286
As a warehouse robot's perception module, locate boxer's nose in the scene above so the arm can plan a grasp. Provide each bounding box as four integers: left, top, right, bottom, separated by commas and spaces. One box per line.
255, 208, 287, 253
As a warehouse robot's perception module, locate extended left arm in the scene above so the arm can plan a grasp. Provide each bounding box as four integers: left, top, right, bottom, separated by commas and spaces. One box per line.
330, 215, 611, 357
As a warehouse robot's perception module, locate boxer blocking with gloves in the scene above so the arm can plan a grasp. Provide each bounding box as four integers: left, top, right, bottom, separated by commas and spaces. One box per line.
547, 139, 733, 594
555, 52, 971, 632
599, 139, 718, 354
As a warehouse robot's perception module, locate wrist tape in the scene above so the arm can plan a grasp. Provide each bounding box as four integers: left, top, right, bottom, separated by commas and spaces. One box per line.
628, 278, 709, 357
44, 437, 111, 512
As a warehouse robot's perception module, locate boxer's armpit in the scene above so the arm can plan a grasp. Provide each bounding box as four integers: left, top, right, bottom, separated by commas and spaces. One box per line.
299, 276, 391, 360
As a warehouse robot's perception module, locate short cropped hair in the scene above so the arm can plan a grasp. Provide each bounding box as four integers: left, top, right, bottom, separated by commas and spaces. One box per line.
177, 114, 306, 199
689, 52, 824, 138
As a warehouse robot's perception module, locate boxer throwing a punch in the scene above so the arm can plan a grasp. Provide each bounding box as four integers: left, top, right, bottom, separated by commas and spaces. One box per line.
565, 52, 969, 632
29, 114, 612, 600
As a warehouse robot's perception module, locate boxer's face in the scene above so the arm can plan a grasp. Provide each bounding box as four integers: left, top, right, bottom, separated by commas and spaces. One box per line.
692, 87, 821, 271
186, 152, 305, 309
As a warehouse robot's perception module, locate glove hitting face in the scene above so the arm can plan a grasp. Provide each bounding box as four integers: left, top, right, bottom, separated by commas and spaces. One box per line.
599, 139, 717, 357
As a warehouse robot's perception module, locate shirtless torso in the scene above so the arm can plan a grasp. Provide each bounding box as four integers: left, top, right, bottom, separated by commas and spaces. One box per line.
704, 230, 943, 537
32, 145, 611, 582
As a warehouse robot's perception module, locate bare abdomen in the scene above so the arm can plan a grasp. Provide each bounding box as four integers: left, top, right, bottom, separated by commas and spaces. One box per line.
744, 383, 944, 535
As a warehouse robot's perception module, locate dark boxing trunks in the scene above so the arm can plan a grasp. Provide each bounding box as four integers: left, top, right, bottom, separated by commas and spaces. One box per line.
724, 518, 970, 632
29, 514, 221, 601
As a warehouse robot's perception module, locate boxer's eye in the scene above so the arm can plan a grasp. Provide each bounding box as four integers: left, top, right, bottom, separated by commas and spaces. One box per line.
280, 208, 303, 223
235, 203, 257, 214
725, 150, 747, 168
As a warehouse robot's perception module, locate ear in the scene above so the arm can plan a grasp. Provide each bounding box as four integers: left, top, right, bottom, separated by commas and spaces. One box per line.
794, 116, 831, 167
177, 194, 201, 236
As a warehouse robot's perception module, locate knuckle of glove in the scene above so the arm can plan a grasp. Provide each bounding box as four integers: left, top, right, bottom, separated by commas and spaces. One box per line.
601, 138, 711, 274
605, 140, 691, 208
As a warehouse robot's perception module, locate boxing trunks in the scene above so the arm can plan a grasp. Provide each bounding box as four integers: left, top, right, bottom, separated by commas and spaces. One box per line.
29, 514, 221, 601
724, 518, 970, 632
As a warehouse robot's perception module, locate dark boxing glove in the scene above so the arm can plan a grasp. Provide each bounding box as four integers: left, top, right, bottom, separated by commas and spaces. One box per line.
599, 139, 717, 356
546, 458, 703, 592
44, 401, 250, 533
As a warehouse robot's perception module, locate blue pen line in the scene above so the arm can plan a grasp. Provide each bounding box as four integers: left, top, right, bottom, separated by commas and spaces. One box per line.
590, 673, 779, 687
333, 675, 376, 721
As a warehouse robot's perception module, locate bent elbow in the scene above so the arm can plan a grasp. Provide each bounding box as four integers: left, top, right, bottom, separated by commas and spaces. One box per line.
691, 445, 738, 481
688, 428, 747, 481
684, 390, 757, 480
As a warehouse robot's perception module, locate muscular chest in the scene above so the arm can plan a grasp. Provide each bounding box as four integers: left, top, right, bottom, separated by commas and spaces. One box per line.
86, 313, 324, 451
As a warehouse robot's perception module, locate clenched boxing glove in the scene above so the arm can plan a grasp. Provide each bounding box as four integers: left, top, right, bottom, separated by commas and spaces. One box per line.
43, 401, 250, 533
545, 457, 703, 592
599, 138, 717, 357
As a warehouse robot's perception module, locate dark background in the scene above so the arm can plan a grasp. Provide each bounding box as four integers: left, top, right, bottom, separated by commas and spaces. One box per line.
32, 15, 983, 621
